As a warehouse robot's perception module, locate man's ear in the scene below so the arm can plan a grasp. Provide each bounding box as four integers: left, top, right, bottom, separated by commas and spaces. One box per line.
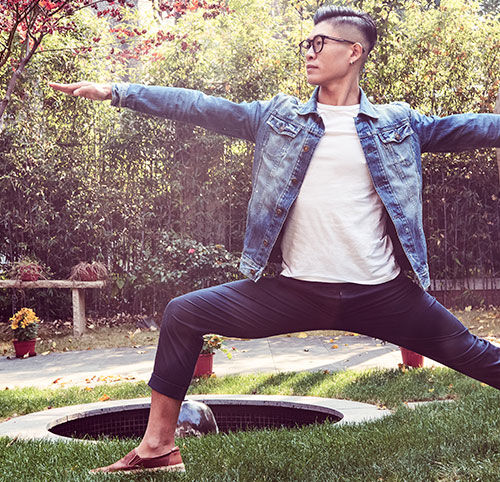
350, 42, 364, 65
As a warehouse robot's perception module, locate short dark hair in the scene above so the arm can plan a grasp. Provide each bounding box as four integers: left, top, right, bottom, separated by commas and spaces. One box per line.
313, 6, 377, 55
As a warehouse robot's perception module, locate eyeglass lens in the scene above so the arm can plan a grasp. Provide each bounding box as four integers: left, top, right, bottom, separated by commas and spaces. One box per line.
300, 36, 326, 55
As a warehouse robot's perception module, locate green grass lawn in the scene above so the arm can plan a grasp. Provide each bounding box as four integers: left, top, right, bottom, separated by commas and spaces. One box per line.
1, 369, 499, 481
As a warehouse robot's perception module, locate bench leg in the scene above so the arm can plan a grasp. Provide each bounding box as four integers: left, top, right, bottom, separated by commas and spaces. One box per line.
72, 288, 87, 336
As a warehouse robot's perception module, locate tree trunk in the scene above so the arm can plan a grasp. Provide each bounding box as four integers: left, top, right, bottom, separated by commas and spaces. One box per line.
0, 36, 42, 133
495, 88, 500, 183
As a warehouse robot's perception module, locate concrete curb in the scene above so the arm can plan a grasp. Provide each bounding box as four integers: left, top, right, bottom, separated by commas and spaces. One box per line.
0, 395, 391, 442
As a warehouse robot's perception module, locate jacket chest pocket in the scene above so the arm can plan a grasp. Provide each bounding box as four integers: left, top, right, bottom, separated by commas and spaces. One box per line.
264, 114, 301, 160
377, 122, 415, 165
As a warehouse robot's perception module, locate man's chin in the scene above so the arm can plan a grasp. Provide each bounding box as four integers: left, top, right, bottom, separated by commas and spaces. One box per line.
306, 76, 319, 86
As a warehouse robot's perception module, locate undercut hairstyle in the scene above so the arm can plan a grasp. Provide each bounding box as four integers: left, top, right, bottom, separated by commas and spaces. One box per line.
313, 6, 377, 55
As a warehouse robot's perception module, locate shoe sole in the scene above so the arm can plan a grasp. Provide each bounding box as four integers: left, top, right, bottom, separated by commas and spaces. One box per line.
90, 462, 186, 474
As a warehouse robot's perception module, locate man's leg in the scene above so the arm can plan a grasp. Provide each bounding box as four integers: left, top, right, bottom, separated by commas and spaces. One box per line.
136, 391, 182, 457
93, 276, 341, 471
338, 273, 500, 388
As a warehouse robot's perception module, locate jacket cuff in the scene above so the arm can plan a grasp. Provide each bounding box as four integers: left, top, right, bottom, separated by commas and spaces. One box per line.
110, 83, 130, 108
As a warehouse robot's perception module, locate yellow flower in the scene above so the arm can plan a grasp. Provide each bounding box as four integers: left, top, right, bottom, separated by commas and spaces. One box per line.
9, 308, 39, 331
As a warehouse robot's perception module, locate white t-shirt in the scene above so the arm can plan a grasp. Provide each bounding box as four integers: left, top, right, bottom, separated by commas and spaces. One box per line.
280, 102, 400, 284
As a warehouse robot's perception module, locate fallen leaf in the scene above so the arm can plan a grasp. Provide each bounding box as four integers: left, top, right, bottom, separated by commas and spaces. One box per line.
297, 332, 308, 338
52, 377, 63, 384
331, 345, 338, 349
41, 351, 50, 356
6, 436, 18, 447
98, 394, 110, 401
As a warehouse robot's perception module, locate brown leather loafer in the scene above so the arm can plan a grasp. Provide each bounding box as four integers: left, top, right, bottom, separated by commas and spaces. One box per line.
90, 446, 185, 474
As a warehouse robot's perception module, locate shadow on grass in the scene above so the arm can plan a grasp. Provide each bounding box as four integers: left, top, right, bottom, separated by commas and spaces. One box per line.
189, 367, 484, 408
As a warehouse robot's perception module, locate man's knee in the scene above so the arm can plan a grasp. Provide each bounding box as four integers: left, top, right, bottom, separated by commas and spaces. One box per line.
161, 293, 194, 332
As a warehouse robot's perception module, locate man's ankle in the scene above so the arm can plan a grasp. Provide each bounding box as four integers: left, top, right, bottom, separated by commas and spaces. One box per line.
136, 440, 176, 458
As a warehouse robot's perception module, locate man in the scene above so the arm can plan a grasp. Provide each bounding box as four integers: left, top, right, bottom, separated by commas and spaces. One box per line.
50, 6, 500, 475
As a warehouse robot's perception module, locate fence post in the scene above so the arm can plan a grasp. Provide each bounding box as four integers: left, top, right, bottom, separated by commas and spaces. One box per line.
72, 288, 87, 336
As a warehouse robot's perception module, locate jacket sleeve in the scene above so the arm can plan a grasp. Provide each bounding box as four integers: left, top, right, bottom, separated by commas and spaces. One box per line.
410, 109, 500, 153
111, 83, 269, 143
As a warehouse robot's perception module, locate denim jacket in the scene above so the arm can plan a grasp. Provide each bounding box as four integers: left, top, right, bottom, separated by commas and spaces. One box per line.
111, 83, 500, 289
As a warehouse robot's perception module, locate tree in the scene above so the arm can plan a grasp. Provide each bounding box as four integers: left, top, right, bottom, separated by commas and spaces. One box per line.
0, 1, 134, 131
0, 0, 230, 131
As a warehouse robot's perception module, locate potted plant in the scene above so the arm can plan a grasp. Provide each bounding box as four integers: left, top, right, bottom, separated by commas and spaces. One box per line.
400, 347, 424, 368
9, 307, 40, 358
69, 261, 108, 282
193, 334, 232, 377
9, 258, 47, 282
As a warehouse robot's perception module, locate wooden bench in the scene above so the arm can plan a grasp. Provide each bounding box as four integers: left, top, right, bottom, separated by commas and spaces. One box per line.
0, 280, 106, 336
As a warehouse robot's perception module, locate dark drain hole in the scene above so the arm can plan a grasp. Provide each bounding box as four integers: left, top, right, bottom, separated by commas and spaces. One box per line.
48, 402, 343, 440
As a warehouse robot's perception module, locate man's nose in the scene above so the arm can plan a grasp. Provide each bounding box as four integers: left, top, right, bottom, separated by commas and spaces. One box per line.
305, 47, 316, 60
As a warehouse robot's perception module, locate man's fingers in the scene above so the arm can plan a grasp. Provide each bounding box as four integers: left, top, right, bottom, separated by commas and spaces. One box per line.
73, 86, 91, 98
48, 81, 111, 101
49, 81, 90, 95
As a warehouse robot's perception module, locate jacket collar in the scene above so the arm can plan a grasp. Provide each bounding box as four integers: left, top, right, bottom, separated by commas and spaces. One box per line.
298, 86, 380, 119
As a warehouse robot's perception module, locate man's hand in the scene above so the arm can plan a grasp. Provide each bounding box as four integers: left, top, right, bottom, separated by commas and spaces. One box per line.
49, 81, 112, 101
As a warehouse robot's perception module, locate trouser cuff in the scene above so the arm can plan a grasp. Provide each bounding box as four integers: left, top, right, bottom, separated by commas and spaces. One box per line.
148, 373, 188, 401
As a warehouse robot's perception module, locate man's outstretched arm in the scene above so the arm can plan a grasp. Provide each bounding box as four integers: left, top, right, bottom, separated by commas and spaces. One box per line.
49, 82, 267, 143
49, 81, 112, 101
410, 109, 500, 153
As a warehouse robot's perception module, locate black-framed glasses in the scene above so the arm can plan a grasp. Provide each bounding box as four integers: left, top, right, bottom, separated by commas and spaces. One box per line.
298, 34, 363, 56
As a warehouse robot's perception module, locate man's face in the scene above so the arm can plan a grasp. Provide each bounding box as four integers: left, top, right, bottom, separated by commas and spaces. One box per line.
304, 21, 361, 88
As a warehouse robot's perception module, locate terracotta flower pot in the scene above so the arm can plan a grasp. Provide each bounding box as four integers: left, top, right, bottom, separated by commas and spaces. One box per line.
13, 339, 37, 358
400, 347, 424, 368
19, 268, 40, 281
193, 353, 214, 377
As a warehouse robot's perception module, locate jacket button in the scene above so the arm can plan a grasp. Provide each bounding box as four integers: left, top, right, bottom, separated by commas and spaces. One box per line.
250, 269, 256, 275
303, 145, 309, 152
279, 125, 285, 132
263, 239, 269, 247
395, 133, 401, 141
291, 177, 298, 185
276, 208, 283, 215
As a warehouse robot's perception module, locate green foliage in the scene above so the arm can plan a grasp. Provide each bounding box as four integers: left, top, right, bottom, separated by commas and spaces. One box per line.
362, 0, 499, 113
112, 232, 240, 314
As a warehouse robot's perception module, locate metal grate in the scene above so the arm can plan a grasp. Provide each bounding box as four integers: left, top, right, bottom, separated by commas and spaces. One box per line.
49, 403, 341, 440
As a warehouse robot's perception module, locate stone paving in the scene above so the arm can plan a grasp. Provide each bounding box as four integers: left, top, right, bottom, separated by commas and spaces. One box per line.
0, 334, 442, 390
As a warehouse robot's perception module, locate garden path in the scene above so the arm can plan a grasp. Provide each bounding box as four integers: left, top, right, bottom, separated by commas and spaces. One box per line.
0, 335, 445, 390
